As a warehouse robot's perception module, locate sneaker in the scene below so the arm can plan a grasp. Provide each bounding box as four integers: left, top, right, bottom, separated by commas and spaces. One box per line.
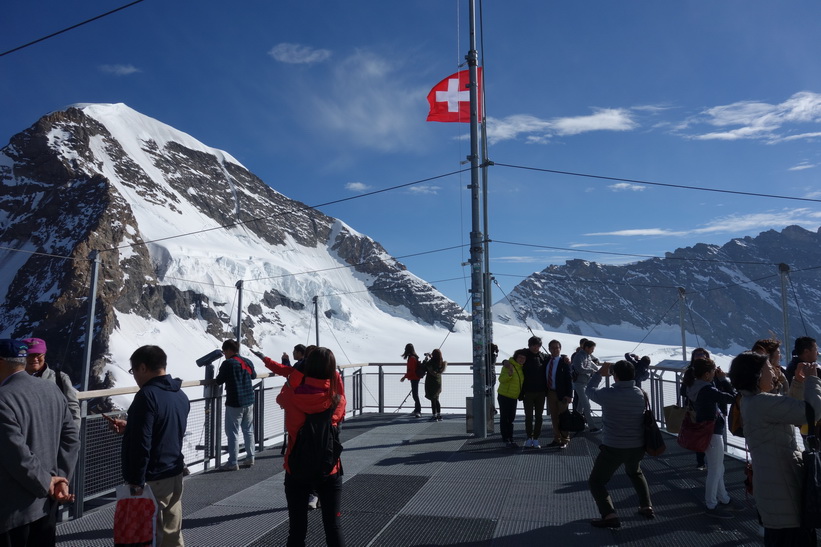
219, 462, 239, 472
532, 440, 541, 449
507, 440, 519, 449
705, 506, 734, 519
308, 494, 319, 511
429, 416, 439, 422
558, 442, 568, 449
546, 441, 562, 448
524, 439, 533, 448
696, 465, 707, 471
412, 411, 422, 418
240, 458, 255, 468
436, 414, 443, 421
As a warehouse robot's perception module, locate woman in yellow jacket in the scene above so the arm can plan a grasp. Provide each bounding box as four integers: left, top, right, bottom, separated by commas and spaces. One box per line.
498, 349, 526, 448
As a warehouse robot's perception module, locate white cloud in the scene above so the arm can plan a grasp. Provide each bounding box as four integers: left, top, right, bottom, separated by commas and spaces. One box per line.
408, 185, 440, 195
486, 108, 638, 144
789, 162, 816, 171
552, 108, 638, 136
684, 91, 821, 143
609, 182, 646, 192
268, 43, 332, 64
99, 64, 140, 76
586, 208, 821, 238
345, 182, 371, 192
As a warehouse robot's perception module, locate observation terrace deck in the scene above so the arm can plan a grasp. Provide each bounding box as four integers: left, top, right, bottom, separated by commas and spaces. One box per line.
57, 412, 765, 547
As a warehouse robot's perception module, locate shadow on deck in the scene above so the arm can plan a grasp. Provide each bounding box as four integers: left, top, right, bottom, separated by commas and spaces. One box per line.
58, 412, 767, 546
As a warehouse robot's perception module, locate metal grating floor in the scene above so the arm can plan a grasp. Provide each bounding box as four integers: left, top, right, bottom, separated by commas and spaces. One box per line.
58, 412, 787, 546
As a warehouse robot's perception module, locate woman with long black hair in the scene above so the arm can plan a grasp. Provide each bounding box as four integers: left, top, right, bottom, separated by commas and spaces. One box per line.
400, 343, 422, 417
423, 348, 447, 421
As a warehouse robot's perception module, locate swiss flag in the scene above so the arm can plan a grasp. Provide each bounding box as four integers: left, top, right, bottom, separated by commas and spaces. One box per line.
426, 68, 483, 123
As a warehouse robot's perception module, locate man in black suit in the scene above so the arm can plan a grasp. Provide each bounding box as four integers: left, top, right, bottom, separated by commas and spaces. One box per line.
545, 339, 574, 448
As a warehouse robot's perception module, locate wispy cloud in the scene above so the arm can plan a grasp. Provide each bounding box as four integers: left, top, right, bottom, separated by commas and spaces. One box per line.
99, 64, 140, 76
345, 182, 371, 192
408, 185, 440, 195
268, 43, 331, 64
486, 108, 638, 144
789, 162, 816, 171
494, 255, 547, 264
609, 182, 646, 192
586, 208, 821, 238
298, 49, 428, 152
682, 91, 821, 143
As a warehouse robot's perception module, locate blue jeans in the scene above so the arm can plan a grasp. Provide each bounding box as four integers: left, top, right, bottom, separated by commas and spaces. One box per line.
225, 404, 254, 465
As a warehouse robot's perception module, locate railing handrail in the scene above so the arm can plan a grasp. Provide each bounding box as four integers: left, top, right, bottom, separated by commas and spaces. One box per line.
77, 362, 370, 400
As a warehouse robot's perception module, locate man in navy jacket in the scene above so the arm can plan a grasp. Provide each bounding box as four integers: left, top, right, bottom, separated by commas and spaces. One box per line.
114, 345, 189, 547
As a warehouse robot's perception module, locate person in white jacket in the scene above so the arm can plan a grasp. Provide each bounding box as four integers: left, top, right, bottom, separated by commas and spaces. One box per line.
729, 351, 821, 546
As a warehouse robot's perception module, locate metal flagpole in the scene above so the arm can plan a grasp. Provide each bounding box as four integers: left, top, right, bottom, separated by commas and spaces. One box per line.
467, 0, 487, 438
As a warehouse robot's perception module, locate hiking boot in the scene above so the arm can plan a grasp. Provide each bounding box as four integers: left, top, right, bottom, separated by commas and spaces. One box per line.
705, 506, 734, 519
219, 462, 239, 472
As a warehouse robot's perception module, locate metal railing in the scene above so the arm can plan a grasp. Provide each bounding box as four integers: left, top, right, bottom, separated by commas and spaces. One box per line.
72, 363, 366, 517
68, 363, 736, 519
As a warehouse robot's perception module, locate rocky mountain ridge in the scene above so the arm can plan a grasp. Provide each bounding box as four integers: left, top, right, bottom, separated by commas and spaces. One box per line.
0, 103, 467, 387
494, 225, 821, 352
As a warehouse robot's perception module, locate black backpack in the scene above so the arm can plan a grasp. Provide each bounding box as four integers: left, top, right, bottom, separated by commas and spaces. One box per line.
288, 405, 343, 482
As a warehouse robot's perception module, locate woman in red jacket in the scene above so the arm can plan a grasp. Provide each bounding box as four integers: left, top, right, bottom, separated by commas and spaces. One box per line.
277, 347, 346, 547
400, 343, 422, 417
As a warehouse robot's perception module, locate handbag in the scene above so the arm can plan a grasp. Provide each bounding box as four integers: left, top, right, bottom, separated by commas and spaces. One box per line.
114, 483, 158, 547
663, 404, 687, 434
642, 390, 666, 457
676, 406, 714, 452
801, 402, 821, 528
558, 402, 586, 433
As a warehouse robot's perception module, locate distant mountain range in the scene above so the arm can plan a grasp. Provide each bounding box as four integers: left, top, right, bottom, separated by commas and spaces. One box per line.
494, 224, 821, 353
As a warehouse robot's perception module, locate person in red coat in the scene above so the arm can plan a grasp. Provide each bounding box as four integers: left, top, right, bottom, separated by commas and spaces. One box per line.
276, 347, 346, 547
400, 343, 422, 417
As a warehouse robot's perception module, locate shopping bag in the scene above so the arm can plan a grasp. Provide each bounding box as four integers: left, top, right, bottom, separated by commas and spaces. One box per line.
662, 404, 687, 434
114, 484, 158, 547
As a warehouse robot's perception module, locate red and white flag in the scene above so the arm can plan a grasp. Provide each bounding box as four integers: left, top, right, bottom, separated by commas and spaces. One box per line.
426, 68, 483, 123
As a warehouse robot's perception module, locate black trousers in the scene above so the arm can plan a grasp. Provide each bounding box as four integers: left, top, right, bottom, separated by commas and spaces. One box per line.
0, 502, 57, 547
410, 379, 421, 413
497, 394, 518, 441
284, 472, 344, 547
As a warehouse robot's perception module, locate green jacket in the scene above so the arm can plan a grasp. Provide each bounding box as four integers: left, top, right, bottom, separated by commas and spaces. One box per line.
497, 358, 524, 400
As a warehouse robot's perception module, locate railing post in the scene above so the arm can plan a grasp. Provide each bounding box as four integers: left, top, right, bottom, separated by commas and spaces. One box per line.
378, 365, 384, 413
256, 377, 265, 452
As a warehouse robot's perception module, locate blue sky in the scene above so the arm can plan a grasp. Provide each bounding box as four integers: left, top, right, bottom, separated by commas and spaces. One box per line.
3, 1, 821, 307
